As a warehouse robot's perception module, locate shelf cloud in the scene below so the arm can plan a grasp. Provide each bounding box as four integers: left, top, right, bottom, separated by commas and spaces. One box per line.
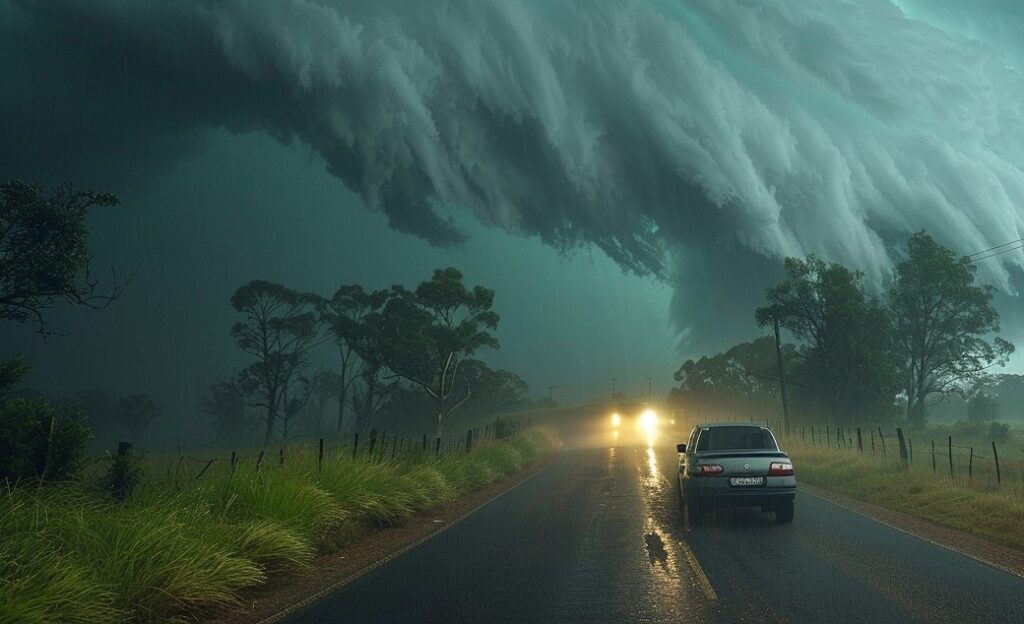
4, 0, 1024, 350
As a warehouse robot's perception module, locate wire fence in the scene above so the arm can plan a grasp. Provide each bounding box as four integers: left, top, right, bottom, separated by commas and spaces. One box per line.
692, 412, 1020, 491
777, 423, 1024, 493
111, 414, 535, 488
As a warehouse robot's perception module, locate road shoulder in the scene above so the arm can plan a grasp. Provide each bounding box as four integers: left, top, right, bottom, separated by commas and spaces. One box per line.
801, 483, 1024, 579
207, 451, 562, 624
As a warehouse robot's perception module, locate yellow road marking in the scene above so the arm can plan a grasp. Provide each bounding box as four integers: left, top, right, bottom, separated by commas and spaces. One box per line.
677, 539, 718, 601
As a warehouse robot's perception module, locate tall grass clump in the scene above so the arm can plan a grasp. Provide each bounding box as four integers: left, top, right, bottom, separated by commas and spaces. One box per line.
787, 440, 1024, 550
1, 427, 555, 622
1, 491, 124, 624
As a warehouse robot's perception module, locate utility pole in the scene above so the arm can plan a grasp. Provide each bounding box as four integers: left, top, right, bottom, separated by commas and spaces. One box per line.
772, 317, 791, 435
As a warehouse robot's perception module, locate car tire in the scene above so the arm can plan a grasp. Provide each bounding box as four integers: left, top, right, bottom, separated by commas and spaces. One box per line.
776, 498, 794, 524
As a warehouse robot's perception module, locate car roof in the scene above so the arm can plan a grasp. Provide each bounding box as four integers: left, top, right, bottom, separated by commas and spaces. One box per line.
694, 422, 771, 429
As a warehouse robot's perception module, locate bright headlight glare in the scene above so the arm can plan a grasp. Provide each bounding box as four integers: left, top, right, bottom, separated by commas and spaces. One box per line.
639, 409, 657, 432
611, 413, 621, 427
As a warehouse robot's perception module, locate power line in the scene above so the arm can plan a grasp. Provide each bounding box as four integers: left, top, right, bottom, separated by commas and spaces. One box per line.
967, 236, 1024, 259
970, 244, 1024, 263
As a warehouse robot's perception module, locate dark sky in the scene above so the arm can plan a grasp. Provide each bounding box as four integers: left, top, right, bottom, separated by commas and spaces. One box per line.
1, 129, 681, 411
4, 0, 1024, 420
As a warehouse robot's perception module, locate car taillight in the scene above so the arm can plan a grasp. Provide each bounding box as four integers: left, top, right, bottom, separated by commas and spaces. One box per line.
691, 464, 724, 477
769, 461, 794, 476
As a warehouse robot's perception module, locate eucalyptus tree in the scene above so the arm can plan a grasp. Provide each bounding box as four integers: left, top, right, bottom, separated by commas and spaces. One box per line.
889, 231, 1013, 425
672, 337, 789, 421
321, 285, 389, 433
229, 280, 323, 445
379, 268, 499, 438
198, 381, 249, 443
458, 359, 529, 417
756, 256, 897, 424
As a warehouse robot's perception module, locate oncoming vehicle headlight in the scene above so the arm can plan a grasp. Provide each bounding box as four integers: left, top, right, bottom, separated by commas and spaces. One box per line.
611, 413, 621, 427
639, 409, 657, 433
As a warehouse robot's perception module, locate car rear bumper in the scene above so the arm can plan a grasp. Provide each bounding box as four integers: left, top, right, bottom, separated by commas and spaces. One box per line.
682, 477, 796, 508
692, 489, 795, 508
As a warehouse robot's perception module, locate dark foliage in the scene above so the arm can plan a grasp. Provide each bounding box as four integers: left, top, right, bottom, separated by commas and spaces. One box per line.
0, 397, 91, 482
102, 448, 143, 501
0, 179, 128, 335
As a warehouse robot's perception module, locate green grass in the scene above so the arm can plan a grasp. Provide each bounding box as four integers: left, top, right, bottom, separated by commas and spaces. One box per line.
0, 428, 557, 624
786, 440, 1024, 550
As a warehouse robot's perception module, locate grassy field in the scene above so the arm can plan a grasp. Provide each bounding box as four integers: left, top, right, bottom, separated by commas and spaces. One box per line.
784, 434, 1024, 550
0, 428, 556, 624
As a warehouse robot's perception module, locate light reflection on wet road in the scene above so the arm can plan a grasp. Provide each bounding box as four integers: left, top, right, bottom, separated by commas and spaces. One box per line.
285, 444, 1024, 624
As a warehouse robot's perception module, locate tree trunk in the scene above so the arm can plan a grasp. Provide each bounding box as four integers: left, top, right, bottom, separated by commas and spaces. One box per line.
336, 385, 347, 433
263, 404, 276, 446
435, 388, 446, 439
336, 357, 349, 434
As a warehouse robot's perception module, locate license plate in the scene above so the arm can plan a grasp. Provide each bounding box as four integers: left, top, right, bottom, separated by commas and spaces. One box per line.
730, 476, 764, 487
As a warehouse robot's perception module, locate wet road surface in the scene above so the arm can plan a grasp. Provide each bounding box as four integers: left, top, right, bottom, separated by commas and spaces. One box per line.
284, 445, 1024, 623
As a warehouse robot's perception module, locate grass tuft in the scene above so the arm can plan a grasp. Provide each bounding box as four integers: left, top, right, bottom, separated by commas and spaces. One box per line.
787, 441, 1024, 550
1, 427, 555, 622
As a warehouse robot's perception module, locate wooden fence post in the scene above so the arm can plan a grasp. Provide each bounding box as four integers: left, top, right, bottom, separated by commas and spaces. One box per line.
993, 441, 1001, 485
466, 429, 473, 454
871, 429, 876, 454
968, 447, 973, 480
811, 426, 815, 447
908, 438, 913, 464
856, 428, 863, 453
352, 433, 359, 458
368, 430, 378, 460
279, 447, 284, 467
896, 428, 908, 464
878, 427, 886, 458
826, 426, 831, 449
931, 440, 936, 473
256, 449, 265, 472
948, 436, 953, 480
435, 436, 442, 457
194, 458, 216, 481
392, 434, 399, 460
318, 438, 324, 475
422, 434, 428, 451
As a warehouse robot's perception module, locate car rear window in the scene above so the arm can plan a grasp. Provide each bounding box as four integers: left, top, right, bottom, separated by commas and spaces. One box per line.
695, 426, 777, 451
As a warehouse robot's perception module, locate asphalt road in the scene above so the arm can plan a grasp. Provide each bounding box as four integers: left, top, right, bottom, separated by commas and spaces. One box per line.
284, 441, 1024, 624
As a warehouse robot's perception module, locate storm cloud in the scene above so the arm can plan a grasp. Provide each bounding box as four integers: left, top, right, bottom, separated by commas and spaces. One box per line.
3, 0, 1024, 350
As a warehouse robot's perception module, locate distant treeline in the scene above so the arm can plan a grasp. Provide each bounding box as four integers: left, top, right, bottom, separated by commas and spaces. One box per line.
668, 231, 1014, 428
0, 178, 545, 484
202, 267, 547, 447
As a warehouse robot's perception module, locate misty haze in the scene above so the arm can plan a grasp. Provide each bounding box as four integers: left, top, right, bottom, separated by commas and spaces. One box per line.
3, 1, 1024, 623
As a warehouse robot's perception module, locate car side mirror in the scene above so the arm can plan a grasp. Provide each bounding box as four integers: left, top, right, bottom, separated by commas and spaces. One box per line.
676, 443, 687, 454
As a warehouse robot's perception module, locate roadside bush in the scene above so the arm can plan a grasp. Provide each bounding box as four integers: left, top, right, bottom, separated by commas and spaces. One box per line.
102, 450, 144, 501
950, 419, 986, 439
949, 419, 1012, 443
988, 421, 1011, 443
0, 397, 91, 482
